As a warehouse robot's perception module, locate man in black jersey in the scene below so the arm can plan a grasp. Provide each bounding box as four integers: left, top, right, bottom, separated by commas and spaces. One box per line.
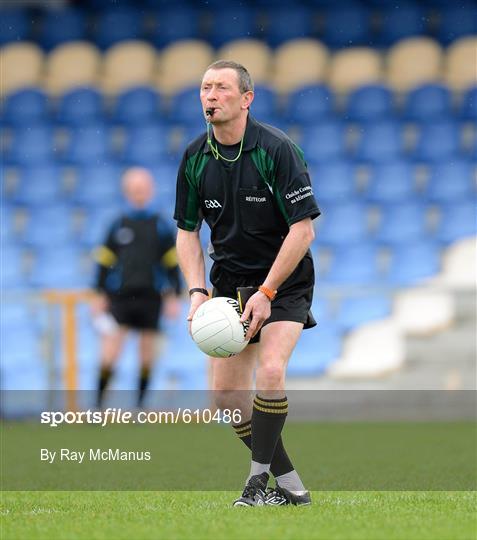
174, 61, 320, 507
92, 167, 182, 409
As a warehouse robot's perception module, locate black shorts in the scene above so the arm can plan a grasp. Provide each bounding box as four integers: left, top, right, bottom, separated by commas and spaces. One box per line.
210, 255, 316, 344
108, 294, 162, 331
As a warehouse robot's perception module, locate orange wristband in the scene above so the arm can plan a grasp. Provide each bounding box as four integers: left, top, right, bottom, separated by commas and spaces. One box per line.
258, 285, 277, 301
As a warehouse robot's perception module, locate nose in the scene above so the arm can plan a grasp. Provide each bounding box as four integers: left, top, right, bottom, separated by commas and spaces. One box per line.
206, 87, 218, 101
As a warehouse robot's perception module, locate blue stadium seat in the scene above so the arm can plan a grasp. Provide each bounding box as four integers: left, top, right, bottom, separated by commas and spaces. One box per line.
157, 308, 209, 390
470, 132, 477, 160
387, 240, 441, 285
413, 119, 461, 162
310, 160, 356, 203
30, 248, 91, 289
151, 6, 200, 47
377, 1, 427, 45
287, 322, 342, 377
5, 125, 56, 165
251, 0, 296, 6
460, 86, 477, 121
83, 0, 137, 8
250, 85, 278, 123
0, 9, 30, 45
13, 164, 64, 206
178, 123, 208, 155
365, 160, 416, 204
72, 163, 123, 206
315, 201, 368, 246
39, 7, 87, 50
122, 124, 170, 165
112, 86, 162, 125
283, 84, 334, 125
326, 243, 380, 285
0, 205, 16, 244
2, 88, 49, 126
94, 7, 144, 49
301, 120, 346, 163
1, 327, 42, 365
375, 201, 428, 245
1, 246, 27, 289
265, 5, 313, 47
149, 162, 178, 199
435, 200, 477, 244
345, 85, 394, 122
322, 2, 370, 48
308, 0, 346, 5
426, 160, 475, 204
311, 294, 333, 323
79, 205, 123, 247
0, 303, 31, 329
354, 120, 403, 163
168, 87, 204, 124
209, 5, 256, 47
337, 294, 392, 332
56, 87, 103, 126
438, 3, 477, 45
63, 123, 111, 165
142, 0, 193, 6
404, 84, 452, 121
22, 205, 74, 248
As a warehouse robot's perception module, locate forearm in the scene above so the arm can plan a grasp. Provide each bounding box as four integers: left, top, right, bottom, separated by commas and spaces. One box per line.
176, 229, 206, 290
262, 218, 315, 291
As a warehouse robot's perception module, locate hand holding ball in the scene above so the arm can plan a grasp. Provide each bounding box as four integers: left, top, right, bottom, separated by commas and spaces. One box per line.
191, 297, 250, 358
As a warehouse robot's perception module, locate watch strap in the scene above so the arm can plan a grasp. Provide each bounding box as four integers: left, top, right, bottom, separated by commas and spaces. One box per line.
189, 288, 209, 297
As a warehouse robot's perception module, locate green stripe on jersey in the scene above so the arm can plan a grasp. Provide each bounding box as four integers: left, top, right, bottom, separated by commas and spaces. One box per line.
184, 151, 210, 230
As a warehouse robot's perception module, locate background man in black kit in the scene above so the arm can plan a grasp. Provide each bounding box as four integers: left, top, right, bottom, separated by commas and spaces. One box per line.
92, 167, 182, 409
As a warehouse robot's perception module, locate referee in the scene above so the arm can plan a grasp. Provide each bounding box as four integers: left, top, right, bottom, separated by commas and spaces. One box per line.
92, 167, 182, 409
174, 61, 320, 506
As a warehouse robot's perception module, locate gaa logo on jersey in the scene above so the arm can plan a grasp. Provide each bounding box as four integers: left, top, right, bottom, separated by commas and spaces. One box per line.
115, 227, 135, 245
204, 199, 222, 209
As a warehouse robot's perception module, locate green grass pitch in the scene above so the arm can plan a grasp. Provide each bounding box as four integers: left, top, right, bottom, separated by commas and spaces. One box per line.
2, 421, 476, 539
2, 490, 476, 540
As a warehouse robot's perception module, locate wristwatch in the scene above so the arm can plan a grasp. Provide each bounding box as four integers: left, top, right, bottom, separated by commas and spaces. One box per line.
258, 285, 277, 301
189, 288, 209, 297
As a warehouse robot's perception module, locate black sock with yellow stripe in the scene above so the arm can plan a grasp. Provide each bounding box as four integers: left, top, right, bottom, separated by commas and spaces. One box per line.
233, 420, 294, 477
251, 395, 288, 466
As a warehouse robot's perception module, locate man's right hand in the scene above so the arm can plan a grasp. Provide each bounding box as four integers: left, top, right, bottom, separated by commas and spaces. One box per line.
91, 293, 109, 317
187, 292, 209, 334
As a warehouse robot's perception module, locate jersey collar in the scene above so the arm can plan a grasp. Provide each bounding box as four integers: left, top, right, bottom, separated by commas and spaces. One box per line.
203, 114, 259, 154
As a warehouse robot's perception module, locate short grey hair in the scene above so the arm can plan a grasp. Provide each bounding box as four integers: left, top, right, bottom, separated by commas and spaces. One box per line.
205, 60, 254, 93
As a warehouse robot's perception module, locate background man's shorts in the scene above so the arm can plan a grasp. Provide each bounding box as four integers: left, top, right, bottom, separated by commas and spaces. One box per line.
108, 294, 163, 331
210, 254, 316, 344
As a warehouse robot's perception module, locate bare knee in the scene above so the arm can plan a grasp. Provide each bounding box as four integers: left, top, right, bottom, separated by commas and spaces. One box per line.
256, 362, 286, 391
213, 389, 250, 412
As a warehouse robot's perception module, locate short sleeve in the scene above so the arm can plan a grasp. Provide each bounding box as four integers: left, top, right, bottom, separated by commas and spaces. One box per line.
174, 151, 202, 231
272, 139, 320, 226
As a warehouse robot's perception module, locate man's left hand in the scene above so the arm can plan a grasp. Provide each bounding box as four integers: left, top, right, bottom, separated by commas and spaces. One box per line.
240, 291, 271, 340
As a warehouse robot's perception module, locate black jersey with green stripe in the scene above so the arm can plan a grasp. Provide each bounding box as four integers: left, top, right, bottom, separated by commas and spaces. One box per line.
174, 115, 320, 273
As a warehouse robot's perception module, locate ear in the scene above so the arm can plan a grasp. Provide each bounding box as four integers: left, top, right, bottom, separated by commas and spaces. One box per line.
241, 91, 254, 110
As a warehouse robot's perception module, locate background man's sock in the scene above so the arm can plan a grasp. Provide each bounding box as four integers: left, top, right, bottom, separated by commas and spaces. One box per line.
97, 365, 112, 408
138, 366, 151, 407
